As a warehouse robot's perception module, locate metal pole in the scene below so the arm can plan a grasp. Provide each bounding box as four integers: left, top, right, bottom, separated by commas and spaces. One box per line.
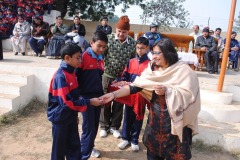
207, 17, 210, 27
217, 0, 237, 92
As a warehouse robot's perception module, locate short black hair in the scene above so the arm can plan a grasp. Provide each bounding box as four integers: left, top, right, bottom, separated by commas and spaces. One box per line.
74, 16, 80, 20
136, 37, 149, 46
215, 28, 222, 31
100, 16, 108, 21
92, 31, 108, 43
232, 31, 237, 35
56, 16, 62, 19
194, 25, 199, 29
153, 38, 178, 66
60, 43, 82, 59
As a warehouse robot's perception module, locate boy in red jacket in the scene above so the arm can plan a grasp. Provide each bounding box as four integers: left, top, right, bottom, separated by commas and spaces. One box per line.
116, 37, 150, 151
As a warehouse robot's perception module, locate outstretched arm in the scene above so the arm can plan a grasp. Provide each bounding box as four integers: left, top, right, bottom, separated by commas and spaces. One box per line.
100, 85, 131, 104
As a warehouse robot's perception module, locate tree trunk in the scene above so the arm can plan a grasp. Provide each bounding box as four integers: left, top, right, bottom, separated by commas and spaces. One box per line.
54, 0, 69, 17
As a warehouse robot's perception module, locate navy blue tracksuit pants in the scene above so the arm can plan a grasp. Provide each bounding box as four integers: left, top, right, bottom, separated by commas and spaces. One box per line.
81, 104, 101, 160
121, 105, 145, 145
51, 118, 81, 160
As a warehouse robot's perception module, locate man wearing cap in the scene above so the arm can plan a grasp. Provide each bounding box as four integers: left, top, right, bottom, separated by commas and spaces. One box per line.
29, 17, 49, 57
142, 22, 161, 60
195, 28, 218, 74
100, 15, 136, 139
95, 16, 112, 35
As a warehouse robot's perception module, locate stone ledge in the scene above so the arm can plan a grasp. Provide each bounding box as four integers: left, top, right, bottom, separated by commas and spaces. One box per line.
200, 89, 233, 105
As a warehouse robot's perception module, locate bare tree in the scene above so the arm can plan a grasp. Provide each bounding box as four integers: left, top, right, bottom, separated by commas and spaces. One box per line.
233, 12, 240, 33
140, 0, 190, 30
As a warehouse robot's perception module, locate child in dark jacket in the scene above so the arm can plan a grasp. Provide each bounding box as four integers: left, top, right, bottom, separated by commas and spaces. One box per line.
116, 37, 150, 151
47, 43, 102, 160
76, 31, 108, 160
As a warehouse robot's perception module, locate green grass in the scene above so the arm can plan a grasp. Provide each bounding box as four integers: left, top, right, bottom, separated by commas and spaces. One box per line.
193, 139, 240, 159
193, 139, 223, 152
0, 98, 47, 127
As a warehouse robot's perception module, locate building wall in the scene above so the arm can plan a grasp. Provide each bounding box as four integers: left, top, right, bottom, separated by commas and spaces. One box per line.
64, 20, 240, 42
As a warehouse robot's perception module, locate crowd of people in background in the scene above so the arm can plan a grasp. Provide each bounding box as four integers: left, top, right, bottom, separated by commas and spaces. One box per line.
0, 0, 53, 39
189, 25, 239, 73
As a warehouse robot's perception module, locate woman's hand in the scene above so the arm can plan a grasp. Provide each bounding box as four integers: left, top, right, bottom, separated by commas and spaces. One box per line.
154, 85, 166, 95
90, 98, 104, 106
99, 93, 115, 104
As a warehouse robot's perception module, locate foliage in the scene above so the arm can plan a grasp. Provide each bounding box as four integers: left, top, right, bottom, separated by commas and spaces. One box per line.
233, 12, 240, 33
55, 0, 144, 21
140, 0, 190, 29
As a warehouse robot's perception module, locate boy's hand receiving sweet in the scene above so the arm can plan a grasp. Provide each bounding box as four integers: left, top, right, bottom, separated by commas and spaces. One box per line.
90, 98, 104, 106
99, 93, 115, 104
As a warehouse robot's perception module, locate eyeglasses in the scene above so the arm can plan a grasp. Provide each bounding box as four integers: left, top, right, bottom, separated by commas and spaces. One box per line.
152, 51, 162, 55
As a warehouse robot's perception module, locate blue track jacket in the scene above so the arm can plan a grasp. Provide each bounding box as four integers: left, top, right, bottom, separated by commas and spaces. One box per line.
47, 61, 89, 124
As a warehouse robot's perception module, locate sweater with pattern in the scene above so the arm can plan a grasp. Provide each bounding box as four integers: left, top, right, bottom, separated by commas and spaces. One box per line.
103, 34, 136, 78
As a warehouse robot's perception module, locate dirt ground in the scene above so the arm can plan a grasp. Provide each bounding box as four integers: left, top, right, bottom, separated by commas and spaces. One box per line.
0, 101, 238, 160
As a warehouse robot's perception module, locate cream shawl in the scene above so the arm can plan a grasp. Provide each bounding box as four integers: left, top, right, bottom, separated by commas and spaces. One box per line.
131, 61, 201, 142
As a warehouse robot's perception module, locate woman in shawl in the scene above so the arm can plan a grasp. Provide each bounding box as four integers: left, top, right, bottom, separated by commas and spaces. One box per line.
100, 38, 201, 160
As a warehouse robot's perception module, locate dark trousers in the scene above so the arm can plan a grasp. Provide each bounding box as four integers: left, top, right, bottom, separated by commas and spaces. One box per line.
122, 105, 144, 144
100, 101, 124, 130
81, 104, 101, 160
29, 37, 46, 55
229, 51, 239, 69
204, 51, 218, 72
100, 74, 124, 130
51, 119, 81, 160
147, 150, 164, 160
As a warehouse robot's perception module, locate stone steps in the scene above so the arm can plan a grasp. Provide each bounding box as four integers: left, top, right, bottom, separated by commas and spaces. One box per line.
193, 118, 240, 154
199, 101, 240, 123
0, 71, 33, 115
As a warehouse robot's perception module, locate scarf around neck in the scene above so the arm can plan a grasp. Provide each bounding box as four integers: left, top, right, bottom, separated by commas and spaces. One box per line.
131, 61, 201, 142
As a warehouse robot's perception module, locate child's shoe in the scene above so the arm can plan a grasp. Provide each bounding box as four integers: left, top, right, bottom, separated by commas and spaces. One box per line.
118, 140, 129, 149
91, 148, 100, 158
131, 143, 139, 152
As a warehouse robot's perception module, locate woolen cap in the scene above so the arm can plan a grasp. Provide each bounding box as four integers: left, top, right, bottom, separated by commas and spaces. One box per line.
202, 28, 209, 33
116, 16, 130, 31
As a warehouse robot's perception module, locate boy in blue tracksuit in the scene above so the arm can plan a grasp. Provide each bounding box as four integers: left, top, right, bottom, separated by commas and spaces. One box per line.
116, 37, 150, 151
47, 43, 101, 160
76, 31, 108, 160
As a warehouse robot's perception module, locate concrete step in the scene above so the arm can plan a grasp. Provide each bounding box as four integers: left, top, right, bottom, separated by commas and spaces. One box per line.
0, 71, 33, 84
0, 107, 11, 115
199, 101, 240, 123
0, 93, 19, 109
0, 71, 34, 113
200, 89, 233, 105
193, 118, 240, 154
0, 81, 26, 95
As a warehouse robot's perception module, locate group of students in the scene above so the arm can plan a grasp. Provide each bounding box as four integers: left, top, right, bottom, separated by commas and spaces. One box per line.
48, 15, 200, 160
48, 34, 151, 160
0, 0, 53, 39
47, 15, 160, 160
